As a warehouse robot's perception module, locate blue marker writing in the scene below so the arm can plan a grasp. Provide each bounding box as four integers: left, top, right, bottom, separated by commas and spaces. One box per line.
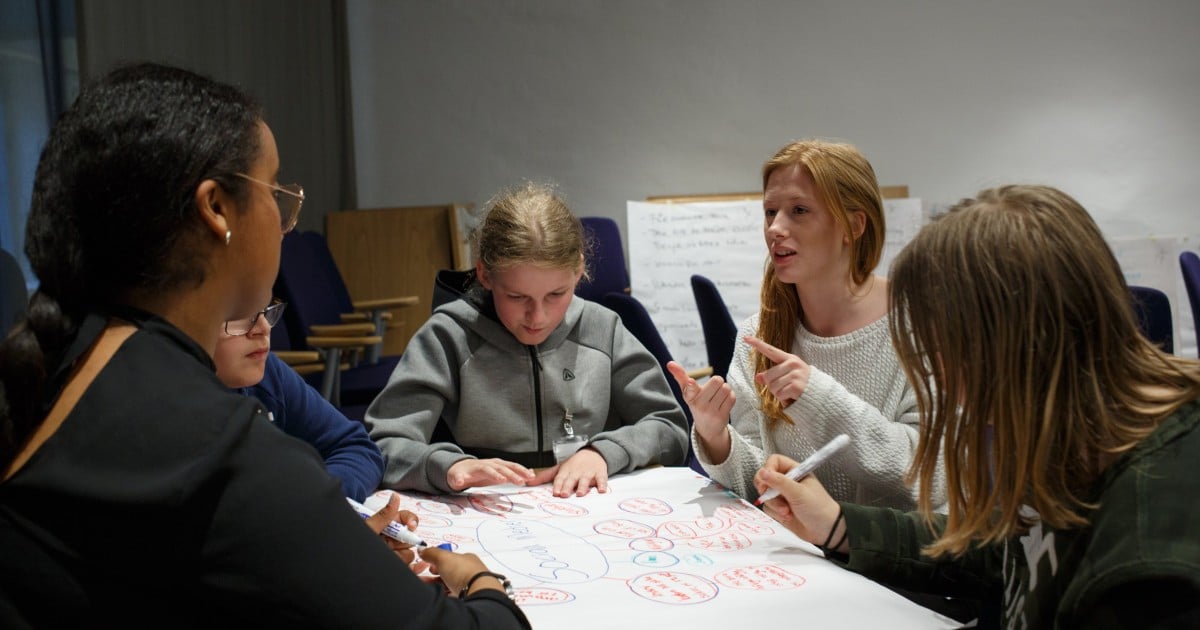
346, 497, 429, 547
755, 434, 851, 505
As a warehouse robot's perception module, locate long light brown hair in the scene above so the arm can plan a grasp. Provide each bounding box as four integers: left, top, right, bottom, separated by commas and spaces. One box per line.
889, 185, 1200, 557
755, 140, 885, 424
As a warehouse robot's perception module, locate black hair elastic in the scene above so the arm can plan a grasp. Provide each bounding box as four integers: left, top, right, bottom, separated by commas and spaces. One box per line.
819, 505, 847, 554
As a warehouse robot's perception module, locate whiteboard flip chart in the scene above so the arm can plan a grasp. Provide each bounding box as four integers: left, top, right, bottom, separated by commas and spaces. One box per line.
627, 200, 764, 373
369, 468, 959, 629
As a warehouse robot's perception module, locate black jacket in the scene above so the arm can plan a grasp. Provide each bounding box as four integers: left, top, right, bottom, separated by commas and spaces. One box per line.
0, 308, 529, 629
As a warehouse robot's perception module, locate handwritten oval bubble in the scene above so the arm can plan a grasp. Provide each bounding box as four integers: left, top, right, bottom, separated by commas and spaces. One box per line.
633, 551, 679, 568
692, 516, 727, 533
714, 565, 807, 590
478, 519, 609, 584
686, 531, 752, 551
412, 515, 451, 528
441, 533, 476, 545
657, 521, 699, 539
526, 488, 558, 502
617, 497, 673, 516
629, 537, 674, 552
627, 571, 719, 605
594, 519, 656, 539
733, 520, 774, 536
715, 503, 771, 523
416, 500, 464, 515
540, 501, 589, 517
468, 493, 514, 515
515, 587, 576, 606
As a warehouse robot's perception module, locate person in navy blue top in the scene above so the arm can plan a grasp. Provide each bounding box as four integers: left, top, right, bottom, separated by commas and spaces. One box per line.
214, 300, 384, 501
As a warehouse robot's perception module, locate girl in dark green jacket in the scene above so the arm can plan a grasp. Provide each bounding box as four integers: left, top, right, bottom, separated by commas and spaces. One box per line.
753, 185, 1200, 629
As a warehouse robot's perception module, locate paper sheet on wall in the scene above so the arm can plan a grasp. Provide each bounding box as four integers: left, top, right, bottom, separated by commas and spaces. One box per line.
877, 198, 925, 277
369, 468, 958, 629
627, 201, 764, 373
627, 199, 925, 372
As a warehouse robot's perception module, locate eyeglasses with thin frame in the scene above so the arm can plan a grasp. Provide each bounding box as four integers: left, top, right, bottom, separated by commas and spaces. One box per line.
234, 173, 304, 234
224, 300, 287, 336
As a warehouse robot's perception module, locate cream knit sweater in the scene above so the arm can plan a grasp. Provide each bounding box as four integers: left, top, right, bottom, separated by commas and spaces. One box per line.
695, 313, 946, 510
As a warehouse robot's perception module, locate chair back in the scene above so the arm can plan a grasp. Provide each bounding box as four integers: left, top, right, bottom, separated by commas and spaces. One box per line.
274, 231, 353, 346
1181, 252, 1200, 356
0, 249, 28, 336
577, 217, 631, 302
270, 307, 296, 350
300, 231, 357, 314
271, 232, 399, 409
1129, 285, 1173, 354
691, 275, 737, 378
600, 291, 704, 474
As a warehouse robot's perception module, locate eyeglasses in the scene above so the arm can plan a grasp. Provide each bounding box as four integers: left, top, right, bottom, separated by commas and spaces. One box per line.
224, 300, 287, 336
234, 173, 304, 234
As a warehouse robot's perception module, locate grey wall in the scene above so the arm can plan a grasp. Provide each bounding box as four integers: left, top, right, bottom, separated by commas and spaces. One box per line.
347, 0, 1200, 244
79, 0, 355, 234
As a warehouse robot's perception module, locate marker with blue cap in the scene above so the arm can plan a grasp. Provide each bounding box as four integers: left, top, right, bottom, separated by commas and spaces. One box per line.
346, 497, 451, 549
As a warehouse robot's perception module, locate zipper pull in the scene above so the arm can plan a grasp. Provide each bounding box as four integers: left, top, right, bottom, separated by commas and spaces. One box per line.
562, 411, 574, 437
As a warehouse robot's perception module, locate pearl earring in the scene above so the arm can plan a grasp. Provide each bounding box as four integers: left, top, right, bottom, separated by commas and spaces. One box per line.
225, 230, 232, 245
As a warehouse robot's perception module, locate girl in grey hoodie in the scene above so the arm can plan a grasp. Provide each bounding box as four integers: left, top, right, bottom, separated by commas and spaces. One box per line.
365, 182, 689, 498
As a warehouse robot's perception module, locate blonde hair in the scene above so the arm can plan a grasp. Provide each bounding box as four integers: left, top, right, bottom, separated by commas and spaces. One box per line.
472, 181, 591, 280
889, 185, 1200, 557
755, 140, 885, 424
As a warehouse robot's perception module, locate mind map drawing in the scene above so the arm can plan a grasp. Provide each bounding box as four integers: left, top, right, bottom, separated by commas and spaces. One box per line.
364, 467, 958, 629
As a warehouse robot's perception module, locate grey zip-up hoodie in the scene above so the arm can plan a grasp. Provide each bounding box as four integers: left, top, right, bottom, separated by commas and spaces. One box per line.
365, 293, 689, 494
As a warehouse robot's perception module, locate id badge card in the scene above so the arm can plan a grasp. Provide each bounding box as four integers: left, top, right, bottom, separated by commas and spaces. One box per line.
552, 434, 588, 463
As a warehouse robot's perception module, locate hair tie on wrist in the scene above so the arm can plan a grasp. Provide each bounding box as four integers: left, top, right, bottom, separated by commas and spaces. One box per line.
819, 505, 846, 554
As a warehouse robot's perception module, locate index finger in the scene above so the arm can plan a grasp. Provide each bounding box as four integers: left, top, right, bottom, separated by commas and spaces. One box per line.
743, 335, 787, 363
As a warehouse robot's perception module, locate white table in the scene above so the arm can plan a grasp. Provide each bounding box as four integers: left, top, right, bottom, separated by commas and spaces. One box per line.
372, 467, 958, 629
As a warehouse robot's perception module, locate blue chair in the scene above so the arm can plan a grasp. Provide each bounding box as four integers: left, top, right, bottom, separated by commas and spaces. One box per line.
274, 231, 402, 408
1, 249, 28, 336
1129, 285, 1173, 354
600, 291, 705, 475
691, 275, 737, 379
577, 217, 630, 302
1181, 252, 1200, 357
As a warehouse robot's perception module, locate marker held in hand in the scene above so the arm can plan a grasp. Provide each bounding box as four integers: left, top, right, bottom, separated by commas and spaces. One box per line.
755, 434, 851, 505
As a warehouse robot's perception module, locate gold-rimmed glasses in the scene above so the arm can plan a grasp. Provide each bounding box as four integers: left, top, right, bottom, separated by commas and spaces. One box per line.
224, 299, 287, 336
235, 173, 304, 234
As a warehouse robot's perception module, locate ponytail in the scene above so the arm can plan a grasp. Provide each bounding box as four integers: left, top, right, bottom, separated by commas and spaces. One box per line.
0, 292, 76, 467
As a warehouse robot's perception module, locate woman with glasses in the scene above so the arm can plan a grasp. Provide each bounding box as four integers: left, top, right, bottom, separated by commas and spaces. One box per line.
214, 300, 384, 501
0, 63, 530, 628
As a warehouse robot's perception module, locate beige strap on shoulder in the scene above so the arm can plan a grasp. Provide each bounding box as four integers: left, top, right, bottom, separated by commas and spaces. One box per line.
2, 321, 137, 482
